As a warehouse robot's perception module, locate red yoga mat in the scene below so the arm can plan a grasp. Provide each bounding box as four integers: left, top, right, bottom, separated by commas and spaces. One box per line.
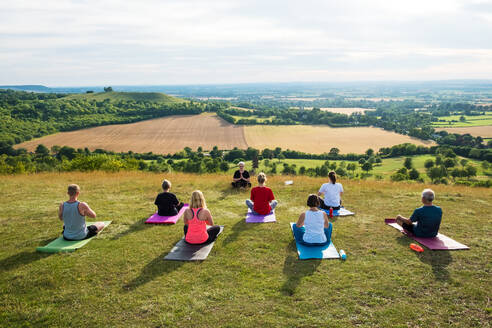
146, 204, 189, 224
385, 218, 469, 250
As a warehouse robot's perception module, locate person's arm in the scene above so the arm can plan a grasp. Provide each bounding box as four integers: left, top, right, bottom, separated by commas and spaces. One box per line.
244, 171, 250, 182
172, 194, 179, 206
250, 188, 254, 201
79, 202, 96, 218
396, 214, 412, 225
269, 189, 275, 201
323, 211, 330, 228
233, 171, 241, 182
203, 209, 214, 226
339, 184, 344, 205
296, 212, 306, 227
317, 184, 324, 197
183, 208, 192, 225
58, 203, 64, 221
154, 194, 160, 206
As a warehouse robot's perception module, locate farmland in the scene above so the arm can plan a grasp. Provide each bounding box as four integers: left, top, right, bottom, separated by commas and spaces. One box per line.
431, 112, 492, 128
0, 172, 490, 327
435, 126, 492, 138
244, 125, 435, 154
16, 113, 247, 154
64, 91, 186, 103
319, 107, 375, 115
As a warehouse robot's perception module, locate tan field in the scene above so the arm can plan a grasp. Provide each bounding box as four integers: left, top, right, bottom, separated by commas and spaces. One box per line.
244, 125, 435, 154
435, 126, 492, 138
16, 113, 247, 154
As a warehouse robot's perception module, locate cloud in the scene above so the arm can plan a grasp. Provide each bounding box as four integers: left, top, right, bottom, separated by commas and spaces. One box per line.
0, 0, 491, 85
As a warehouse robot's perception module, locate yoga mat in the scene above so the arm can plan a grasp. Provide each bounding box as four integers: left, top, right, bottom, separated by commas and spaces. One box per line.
289, 223, 340, 260
36, 221, 112, 253
145, 204, 189, 224
385, 219, 469, 250
164, 226, 224, 261
245, 209, 276, 223
321, 207, 354, 217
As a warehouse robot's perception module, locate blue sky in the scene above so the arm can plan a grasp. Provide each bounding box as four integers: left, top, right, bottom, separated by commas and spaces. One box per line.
1, 0, 491, 85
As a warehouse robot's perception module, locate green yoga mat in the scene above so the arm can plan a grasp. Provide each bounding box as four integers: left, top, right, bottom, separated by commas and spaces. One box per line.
36, 221, 112, 253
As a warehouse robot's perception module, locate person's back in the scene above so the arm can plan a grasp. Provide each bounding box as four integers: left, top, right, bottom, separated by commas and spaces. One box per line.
251, 186, 275, 215
155, 191, 179, 216
62, 201, 87, 240
185, 208, 208, 244
411, 205, 442, 237
303, 210, 327, 244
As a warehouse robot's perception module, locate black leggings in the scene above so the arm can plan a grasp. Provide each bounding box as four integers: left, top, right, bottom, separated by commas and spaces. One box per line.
402, 222, 415, 234
232, 180, 251, 188
318, 197, 340, 211
183, 225, 221, 245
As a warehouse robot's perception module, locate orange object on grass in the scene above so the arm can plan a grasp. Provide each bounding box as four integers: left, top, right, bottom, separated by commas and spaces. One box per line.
410, 243, 424, 252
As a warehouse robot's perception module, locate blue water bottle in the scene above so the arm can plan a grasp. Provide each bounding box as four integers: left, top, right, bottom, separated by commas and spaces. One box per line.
339, 249, 347, 260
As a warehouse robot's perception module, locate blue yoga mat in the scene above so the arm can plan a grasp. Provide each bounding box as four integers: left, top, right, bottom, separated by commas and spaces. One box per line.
289, 223, 340, 260
320, 207, 354, 216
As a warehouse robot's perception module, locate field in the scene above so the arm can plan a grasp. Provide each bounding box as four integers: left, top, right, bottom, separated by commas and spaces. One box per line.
244, 125, 435, 154
16, 113, 247, 154
318, 107, 375, 115
0, 172, 490, 327
431, 113, 492, 128
63, 91, 186, 103
16, 114, 436, 155
435, 126, 492, 138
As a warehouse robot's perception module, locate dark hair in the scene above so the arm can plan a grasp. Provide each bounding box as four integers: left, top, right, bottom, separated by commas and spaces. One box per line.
328, 171, 336, 184
307, 194, 320, 207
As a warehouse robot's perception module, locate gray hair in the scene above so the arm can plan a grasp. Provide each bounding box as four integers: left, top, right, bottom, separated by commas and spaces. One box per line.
238, 161, 245, 166
422, 189, 435, 202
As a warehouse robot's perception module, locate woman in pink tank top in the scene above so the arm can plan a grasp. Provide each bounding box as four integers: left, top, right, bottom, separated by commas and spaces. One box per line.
184, 190, 221, 245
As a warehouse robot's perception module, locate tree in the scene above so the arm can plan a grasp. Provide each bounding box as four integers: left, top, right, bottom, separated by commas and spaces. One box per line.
428, 167, 443, 182
252, 155, 259, 170
403, 157, 413, 170
358, 158, 366, 165
460, 159, 468, 167
459, 115, 466, 122
346, 163, 357, 173
365, 148, 374, 156
104, 86, 113, 92
219, 161, 229, 172
329, 148, 340, 156
35, 144, 50, 156
443, 158, 456, 168
464, 165, 477, 178
424, 159, 434, 169
361, 161, 372, 172
409, 168, 420, 180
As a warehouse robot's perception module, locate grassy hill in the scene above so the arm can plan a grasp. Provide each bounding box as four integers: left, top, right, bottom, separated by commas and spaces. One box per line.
64, 91, 187, 103
0, 172, 490, 327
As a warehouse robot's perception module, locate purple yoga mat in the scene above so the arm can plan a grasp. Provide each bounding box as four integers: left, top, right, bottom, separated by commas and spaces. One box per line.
145, 204, 189, 224
245, 209, 276, 223
385, 218, 469, 250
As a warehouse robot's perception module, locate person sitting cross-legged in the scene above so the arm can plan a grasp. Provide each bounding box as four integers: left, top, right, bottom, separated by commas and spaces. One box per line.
231, 161, 251, 188
154, 179, 184, 216
395, 188, 442, 238
183, 190, 221, 245
59, 184, 106, 241
293, 194, 333, 246
246, 172, 277, 215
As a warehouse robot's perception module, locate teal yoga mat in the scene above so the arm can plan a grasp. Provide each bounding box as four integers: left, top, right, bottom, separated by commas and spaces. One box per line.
36, 221, 112, 253
290, 223, 340, 260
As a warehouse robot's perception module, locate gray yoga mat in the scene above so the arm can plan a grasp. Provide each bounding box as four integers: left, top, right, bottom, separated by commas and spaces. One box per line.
164, 226, 224, 261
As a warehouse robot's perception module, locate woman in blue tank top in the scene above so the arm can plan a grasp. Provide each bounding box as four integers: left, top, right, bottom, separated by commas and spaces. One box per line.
293, 194, 332, 246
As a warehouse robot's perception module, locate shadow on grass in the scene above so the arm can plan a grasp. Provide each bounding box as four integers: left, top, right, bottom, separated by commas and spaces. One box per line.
0, 251, 51, 272
122, 240, 185, 292
111, 217, 153, 240
396, 235, 453, 281
221, 215, 256, 246
280, 240, 321, 296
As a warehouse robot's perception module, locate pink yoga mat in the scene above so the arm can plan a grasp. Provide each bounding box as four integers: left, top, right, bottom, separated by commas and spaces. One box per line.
146, 204, 189, 224
385, 218, 469, 250
245, 209, 276, 223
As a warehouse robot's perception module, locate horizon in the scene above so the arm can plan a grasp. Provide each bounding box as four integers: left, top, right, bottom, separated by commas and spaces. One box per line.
1, 0, 492, 86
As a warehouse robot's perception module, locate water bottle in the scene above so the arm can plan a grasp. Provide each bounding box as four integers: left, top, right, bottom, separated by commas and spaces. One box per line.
329, 208, 333, 218
339, 249, 347, 260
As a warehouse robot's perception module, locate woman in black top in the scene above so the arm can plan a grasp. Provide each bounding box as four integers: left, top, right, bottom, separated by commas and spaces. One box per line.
232, 162, 251, 188
154, 179, 184, 216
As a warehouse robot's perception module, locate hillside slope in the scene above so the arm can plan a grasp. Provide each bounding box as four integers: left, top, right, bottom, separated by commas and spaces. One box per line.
0, 172, 490, 327
64, 91, 186, 103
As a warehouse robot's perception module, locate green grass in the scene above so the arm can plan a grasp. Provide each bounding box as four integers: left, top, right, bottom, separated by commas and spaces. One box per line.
230, 115, 275, 123
64, 91, 186, 103
431, 112, 492, 127
0, 172, 491, 327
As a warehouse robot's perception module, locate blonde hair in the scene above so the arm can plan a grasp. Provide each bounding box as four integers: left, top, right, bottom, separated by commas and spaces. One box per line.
257, 172, 266, 184
162, 179, 171, 190
190, 190, 207, 209
67, 184, 80, 196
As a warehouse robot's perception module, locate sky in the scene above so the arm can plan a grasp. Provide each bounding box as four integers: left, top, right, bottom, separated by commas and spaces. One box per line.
1, 0, 492, 86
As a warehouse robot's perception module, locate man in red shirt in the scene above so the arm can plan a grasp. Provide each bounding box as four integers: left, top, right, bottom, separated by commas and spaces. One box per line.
246, 172, 277, 215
